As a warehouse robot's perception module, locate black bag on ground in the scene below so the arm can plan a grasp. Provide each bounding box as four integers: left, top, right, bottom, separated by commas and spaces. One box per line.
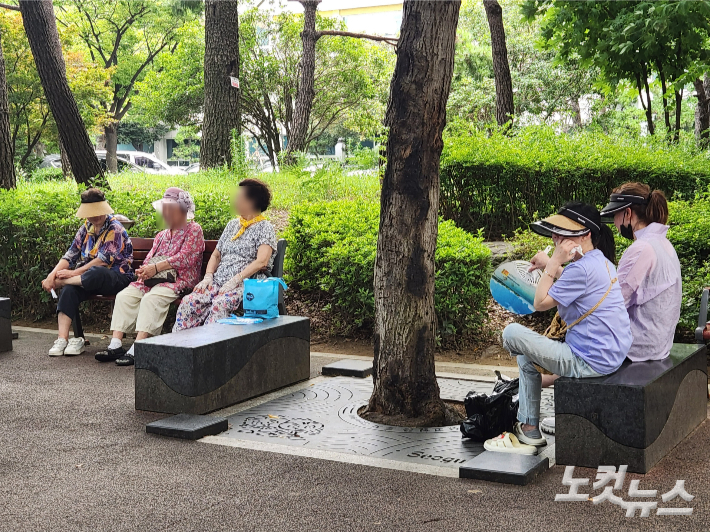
460, 372, 520, 442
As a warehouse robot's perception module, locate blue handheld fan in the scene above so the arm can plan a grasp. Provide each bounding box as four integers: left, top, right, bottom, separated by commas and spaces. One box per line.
489, 260, 542, 315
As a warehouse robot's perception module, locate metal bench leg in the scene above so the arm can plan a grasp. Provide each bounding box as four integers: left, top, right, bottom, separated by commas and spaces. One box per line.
73, 311, 85, 341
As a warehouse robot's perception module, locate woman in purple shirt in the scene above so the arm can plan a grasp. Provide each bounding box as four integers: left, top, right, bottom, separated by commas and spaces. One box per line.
600, 182, 682, 361
498, 202, 632, 450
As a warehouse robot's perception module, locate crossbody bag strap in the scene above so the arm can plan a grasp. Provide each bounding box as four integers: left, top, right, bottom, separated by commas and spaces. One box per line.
558, 261, 617, 335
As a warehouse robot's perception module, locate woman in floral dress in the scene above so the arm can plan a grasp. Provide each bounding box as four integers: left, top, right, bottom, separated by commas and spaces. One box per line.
95, 187, 205, 366
173, 178, 277, 331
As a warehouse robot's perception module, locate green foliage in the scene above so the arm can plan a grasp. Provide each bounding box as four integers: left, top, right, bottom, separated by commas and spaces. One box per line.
524, 0, 710, 138
440, 126, 710, 236
27, 167, 66, 183
284, 201, 492, 345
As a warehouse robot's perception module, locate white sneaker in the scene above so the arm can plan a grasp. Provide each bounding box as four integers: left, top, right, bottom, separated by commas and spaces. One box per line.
48, 338, 68, 357
541, 416, 556, 435
64, 337, 86, 356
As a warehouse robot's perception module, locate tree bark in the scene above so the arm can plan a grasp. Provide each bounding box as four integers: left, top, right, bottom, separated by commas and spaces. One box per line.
201, 0, 241, 169
483, 0, 514, 129
694, 75, 710, 148
286, 0, 321, 159
658, 64, 672, 135
674, 89, 682, 142
18, 0, 105, 188
365, 0, 461, 426
59, 136, 72, 178
104, 123, 118, 173
0, 30, 15, 189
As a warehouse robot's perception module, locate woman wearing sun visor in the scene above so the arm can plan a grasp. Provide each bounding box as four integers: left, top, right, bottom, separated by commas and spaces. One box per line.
600, 182, 681, 362
501, 202, 632, 448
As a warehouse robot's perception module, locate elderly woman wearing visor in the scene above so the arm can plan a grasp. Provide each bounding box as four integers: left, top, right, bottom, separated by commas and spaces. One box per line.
95, 188, 205, 366
42, 188, 133, 357
500, 202, 632, 450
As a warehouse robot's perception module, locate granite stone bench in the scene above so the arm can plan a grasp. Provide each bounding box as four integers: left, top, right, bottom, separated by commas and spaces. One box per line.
0, 297, 11, 353
134, 316, 310, 414
555, 343, 707, 474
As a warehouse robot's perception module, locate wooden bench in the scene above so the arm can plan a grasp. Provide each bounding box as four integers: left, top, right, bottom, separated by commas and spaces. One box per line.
555, 291, 710, 473
73, 237, 288, 340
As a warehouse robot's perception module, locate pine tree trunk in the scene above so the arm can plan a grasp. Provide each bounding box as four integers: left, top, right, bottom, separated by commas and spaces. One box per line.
287, 0, 321, 159
201, 0, 241, 169
694, 75, 710, 148
0, 32, 15, 189
104, 123, 118, 173
483, 0, 514, 129
365, 0, 461, 426
59, 136, 72, 178
18, 0, 105, 188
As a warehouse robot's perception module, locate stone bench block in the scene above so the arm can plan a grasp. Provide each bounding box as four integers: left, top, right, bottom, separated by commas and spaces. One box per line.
555, 343, 707, 473
135, 316, 310, 414
0, 298, 11, 353
321, 359, 373, 378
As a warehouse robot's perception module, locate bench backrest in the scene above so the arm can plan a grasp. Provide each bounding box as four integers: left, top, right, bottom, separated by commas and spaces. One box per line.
130, 237, 287, 278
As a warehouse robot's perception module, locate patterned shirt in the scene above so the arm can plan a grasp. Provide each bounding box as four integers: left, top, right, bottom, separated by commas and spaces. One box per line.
131, 222, 205, 295
214, 219, 277, 286
62, 214, 133, 274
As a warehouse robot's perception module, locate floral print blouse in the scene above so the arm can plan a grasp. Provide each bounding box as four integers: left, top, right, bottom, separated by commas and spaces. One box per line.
131, 222, 205, 295
62, 214, 133, 274
213, 219, 277, 286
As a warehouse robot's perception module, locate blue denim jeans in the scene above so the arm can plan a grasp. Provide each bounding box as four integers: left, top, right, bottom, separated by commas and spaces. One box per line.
502, 323, 601, 426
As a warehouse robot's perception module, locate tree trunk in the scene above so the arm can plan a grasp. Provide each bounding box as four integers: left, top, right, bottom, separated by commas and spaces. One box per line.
483, 0, 514, 129
59, 136, 72, 178
694, 75, 710, 148
201, 0, 241, 169
658, 64, 672, 135
641, 63, 654, 135
18, 0, 105, 188
286, 0, 321, 159
365, 0, 461, 426
0, 31, 15, 189
674, 89, 682, 143
104, 123, 118, 173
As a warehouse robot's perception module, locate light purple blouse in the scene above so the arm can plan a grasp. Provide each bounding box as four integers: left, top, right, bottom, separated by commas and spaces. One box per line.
617, 223, 681, 361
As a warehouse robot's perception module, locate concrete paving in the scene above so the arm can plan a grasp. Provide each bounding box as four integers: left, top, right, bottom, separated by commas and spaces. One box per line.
1, 330, 709, 531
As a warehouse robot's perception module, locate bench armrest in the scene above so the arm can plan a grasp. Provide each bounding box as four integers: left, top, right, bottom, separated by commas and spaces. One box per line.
695, 288, 709, 343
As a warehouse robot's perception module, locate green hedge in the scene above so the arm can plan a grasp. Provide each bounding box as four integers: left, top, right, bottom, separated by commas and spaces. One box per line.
440, 126, 710, 237
284, 200, 492, 345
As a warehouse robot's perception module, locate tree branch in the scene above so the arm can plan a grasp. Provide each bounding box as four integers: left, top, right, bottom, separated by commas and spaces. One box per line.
0, 2, 19, 11
317, 30, 397, 47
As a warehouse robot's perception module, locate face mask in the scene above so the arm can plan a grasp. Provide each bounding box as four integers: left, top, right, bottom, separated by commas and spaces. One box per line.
620, 211, 634, 240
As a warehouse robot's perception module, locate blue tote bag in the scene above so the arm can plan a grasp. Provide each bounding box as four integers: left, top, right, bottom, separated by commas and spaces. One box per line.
243, 277, 287, 320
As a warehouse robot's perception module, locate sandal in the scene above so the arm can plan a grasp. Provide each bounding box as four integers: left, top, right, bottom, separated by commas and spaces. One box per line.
115, 354, 134, 366
483, 432, 537, 455
94, 346, 126, 362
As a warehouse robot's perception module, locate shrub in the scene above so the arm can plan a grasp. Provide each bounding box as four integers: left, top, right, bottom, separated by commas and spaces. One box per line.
284, 200, 492, 345
28, 167, 66, 183
441, 126, 710, 237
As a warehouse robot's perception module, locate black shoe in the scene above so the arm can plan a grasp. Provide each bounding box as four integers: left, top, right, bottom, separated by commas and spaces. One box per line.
115, 354, 134, 366
95, 346, 126, 362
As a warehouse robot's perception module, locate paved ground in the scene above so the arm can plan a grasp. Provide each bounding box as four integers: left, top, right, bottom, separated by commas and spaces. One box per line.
1, 330, 709, 531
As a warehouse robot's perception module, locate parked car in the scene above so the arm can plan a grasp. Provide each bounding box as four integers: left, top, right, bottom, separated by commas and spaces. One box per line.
38, 154, 62, 169
185, 162, 200, 173
38, 153, 143, 173
108, 150, 186, 175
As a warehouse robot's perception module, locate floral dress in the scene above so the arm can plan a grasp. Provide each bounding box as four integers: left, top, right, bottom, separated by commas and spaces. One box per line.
173, 219, 277, 331
130, 222, 205, 296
